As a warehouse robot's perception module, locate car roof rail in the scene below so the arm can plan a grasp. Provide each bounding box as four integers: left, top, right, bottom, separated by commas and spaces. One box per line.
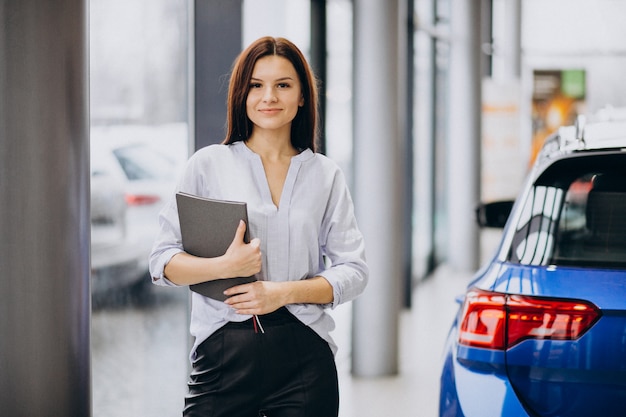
575, 114, 586, 143
548, 113, 626, 157
593, 105, 626, 122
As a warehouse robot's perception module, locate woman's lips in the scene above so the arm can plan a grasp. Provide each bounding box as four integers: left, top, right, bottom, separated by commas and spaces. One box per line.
259, 108, 281, 114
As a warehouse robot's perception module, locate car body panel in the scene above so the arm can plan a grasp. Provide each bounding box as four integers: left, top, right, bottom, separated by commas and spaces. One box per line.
443, 262, 626, 417
487, 263, 626, 311
440, 317, 532, 417
492, 264, 626, 417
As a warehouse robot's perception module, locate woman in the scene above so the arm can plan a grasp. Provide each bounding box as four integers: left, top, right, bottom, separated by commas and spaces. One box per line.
149, 36, 368, 417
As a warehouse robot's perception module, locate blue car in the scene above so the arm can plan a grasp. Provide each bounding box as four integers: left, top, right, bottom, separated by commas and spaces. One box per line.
439, 115, 626, 417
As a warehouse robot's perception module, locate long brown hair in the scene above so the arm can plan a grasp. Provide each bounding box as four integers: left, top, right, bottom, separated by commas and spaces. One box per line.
222, 37, 319, 152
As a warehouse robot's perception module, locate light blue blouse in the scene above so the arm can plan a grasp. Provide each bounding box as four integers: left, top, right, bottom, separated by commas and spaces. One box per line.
149, 141, 368, 359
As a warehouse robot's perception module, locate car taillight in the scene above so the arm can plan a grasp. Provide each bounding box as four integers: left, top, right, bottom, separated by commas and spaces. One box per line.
458, 290, 507, 349
458, 289, 601, 350
125, 194, 161, 206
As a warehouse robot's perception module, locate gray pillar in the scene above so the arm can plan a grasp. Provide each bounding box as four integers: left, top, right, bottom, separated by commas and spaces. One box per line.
401, 0, 414, 307
193, 0, 242, 150
494, 0, 521, 80
446, 0, 482, 272
352, 0, 402, 377
310, 0, 327, 154
0, 1, 91, 416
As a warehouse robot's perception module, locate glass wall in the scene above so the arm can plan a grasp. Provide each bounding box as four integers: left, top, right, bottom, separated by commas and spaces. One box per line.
90, 0, 189, 415
413, 0, 451, 279
90, 1, 354, 415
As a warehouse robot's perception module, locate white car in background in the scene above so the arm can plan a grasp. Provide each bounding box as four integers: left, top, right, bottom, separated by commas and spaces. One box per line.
90, 124, 186, 297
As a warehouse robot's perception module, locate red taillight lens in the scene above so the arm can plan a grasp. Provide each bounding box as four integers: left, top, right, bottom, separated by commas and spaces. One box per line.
459, 290, 507, 349
125, 194, 161, 206
506, 295, 600, 346
458, 289, 601, 350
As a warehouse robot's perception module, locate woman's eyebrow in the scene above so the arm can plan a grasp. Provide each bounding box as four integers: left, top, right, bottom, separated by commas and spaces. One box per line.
250, 76, 295, 82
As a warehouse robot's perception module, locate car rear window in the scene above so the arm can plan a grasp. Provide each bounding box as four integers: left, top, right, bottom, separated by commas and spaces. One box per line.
507, 153, 626, 268
113, 144, 176, 181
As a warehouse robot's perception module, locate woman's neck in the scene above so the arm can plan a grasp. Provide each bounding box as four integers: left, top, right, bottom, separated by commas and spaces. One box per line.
246, 131, 297, 160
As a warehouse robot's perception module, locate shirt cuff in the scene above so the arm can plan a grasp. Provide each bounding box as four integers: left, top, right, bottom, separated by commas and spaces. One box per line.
150, 248, 184, 287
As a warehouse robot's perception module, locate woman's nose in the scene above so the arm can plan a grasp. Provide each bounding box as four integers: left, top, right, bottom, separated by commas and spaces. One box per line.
262, 88, 277, 102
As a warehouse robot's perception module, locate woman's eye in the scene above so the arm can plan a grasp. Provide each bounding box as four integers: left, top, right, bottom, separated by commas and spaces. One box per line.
249, 83, 262, 89
277, 83, 290, 89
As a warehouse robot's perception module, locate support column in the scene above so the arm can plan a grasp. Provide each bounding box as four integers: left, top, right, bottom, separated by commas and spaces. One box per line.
193, 0, 242, 150
0, 1, 91, 415
310, 0, 327, 154
352, 0, 402, 377
446, 0, 482, 272
493, 0, 521, 80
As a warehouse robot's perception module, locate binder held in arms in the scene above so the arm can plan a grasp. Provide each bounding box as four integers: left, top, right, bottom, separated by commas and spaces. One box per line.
175, 192, 257, 301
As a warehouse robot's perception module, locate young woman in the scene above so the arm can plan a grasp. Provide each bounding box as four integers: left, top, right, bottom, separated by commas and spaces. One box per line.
149, 36, 368, 417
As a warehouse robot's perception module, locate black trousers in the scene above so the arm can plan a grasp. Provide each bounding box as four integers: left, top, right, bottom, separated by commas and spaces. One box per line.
183, 307, 339, 417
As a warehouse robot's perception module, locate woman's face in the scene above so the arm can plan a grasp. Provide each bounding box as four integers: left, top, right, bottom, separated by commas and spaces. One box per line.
246, 55, 304, 136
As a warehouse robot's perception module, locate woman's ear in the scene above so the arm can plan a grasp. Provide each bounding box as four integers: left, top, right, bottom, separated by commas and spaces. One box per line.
299, 95, 305, 107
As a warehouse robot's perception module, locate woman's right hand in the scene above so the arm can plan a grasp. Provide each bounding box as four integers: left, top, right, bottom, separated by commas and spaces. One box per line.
223, 220, 262, 278
163, 220, 262, 286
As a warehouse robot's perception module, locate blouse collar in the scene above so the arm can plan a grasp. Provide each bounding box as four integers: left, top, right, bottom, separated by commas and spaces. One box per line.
234, 140, 315, 163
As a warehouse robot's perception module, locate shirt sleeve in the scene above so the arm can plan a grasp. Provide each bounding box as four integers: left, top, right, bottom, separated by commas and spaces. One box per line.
317, 168, 369, 309
148, 195, 185, 287
148, 151, 205, 287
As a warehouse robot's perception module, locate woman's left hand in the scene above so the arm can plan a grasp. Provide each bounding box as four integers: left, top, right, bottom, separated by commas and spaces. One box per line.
223, 281, 286, 315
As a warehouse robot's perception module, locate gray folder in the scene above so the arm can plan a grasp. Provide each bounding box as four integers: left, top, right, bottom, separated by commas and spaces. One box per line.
175, 192, 257, 301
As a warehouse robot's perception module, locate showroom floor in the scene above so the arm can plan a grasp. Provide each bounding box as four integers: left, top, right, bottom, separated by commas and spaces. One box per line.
92, 264, 473, 417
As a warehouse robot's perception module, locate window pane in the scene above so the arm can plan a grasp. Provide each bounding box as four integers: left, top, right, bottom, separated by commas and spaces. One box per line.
554, 174, 626, 268
510, 186, 562, 266
90, 0, 190, 415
